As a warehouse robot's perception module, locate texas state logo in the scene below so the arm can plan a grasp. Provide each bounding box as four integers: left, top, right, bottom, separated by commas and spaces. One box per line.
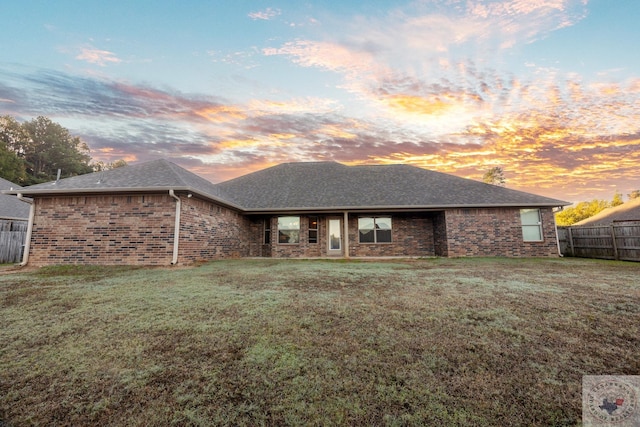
583, 376, 639, 426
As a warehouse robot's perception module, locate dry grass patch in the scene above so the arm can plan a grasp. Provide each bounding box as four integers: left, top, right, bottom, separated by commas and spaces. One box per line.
1, 258, 639, 426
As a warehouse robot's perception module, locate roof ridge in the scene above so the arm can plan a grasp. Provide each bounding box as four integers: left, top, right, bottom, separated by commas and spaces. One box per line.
162, 159, 197, 186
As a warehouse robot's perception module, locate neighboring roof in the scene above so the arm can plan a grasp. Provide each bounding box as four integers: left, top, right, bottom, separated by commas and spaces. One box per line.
3, 159, 242, 210
216, 161, 569, 212
0, 177, 30, 220
574, 198, 640, 226
3, 159, 569, 213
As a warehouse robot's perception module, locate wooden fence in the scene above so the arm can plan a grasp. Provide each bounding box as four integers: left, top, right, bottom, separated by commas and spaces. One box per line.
0, 220, 27, 263
558, 221, 640, 262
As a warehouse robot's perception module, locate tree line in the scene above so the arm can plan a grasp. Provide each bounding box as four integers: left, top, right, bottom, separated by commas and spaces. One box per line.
0, 115, 126, 186
555, 191, 639, 226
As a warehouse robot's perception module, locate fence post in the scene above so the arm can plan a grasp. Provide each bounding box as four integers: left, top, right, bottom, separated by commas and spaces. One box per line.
567, 227, 575, 256
610, 224, 619, 260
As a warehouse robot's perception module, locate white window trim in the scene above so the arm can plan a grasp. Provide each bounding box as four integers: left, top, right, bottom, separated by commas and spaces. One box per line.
520, 209, 543, 242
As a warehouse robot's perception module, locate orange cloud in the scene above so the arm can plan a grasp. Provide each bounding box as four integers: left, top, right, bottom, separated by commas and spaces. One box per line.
193, 106, 247, 123
315, 124, 358, 139
384, 95, 453, 116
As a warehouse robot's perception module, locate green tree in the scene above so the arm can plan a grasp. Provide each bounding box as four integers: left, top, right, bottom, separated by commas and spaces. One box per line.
12, 116, 93, 184
0, 141, 26, 183
483, 166, 506, 186
0, 116, 27, 183
628, 190, 640, 200
611, 191, 624, 207
555, 199, 610, 226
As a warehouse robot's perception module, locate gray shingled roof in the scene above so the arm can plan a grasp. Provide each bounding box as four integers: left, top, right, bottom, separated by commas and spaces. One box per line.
4, 159, 239, 208
4, 159, 569, 212
215, 162, 569, 211
0, 177, 30, 220
574, 197, 640, 225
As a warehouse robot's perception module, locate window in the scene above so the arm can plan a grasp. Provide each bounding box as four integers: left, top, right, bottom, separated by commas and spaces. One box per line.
264, 219, 271, 244
358, 217, 392, 243
309, 216, 318, 244
278, 216, 300, 244
520, 209, 543, 241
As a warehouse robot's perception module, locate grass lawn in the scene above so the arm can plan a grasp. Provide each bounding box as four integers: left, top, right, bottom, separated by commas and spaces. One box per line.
1, 257, 639, 426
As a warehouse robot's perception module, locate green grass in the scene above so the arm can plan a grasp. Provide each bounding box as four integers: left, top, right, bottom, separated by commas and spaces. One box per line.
1, 258, 639, 426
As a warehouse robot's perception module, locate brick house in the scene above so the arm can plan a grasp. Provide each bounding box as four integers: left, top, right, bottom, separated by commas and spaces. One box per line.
5, 159, 569, 266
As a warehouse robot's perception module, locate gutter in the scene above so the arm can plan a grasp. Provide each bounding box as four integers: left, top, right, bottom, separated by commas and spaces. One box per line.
242, 203, 572, 215
169, 190, 181, 265
16, 194, 34, 267
5, 186, 245, 212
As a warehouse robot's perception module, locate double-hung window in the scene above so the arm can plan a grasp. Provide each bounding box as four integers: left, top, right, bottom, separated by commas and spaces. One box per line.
358, 217, 392, 243
278, 216, 300, 244
520, 209, 543, 241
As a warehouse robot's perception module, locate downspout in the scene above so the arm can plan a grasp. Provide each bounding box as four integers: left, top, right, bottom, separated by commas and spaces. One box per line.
17, 194, 34, 266
169, 190, 181, 265
554, 221, 563, 257
553, 206, 563, 257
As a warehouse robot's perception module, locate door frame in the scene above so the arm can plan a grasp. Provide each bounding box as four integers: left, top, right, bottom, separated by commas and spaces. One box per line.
327, 216, 343, 256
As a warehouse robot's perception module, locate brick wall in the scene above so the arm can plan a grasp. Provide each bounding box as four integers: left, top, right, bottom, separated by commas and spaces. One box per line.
29, 193, 256, 266
443, 207, 560, 257
29, 194, 175, 266
432, 211, 448, 257
178, 197, 252, 262
348, 214, 436, 257
263, 214, 437, 258
28, 196, 560, 266
270, 216, 324, 258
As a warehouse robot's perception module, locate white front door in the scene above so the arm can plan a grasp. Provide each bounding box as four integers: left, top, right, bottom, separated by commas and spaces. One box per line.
327, 218, 342, 256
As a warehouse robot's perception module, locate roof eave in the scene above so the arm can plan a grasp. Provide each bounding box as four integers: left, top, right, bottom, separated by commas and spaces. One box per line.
6, 186, 245, 212
4, 187, 570, 214
242, 202, 570, 215
0, 215, 29, 221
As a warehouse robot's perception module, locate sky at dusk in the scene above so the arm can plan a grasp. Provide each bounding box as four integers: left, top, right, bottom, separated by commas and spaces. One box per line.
1, 0, 639, 202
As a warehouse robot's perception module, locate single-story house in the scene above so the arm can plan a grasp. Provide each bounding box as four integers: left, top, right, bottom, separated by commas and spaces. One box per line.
574, 197, 640, 226
0, 177, 31, 263
4, 159, 569, 266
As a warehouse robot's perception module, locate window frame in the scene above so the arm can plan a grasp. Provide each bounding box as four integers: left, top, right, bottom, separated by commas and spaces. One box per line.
358, 216, 392, 244
278, 216, 301, 244
308, 216, 318, 244
520, 209, 543, 242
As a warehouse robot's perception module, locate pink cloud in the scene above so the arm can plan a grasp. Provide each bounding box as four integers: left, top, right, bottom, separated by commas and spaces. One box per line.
76, 47, 121, 66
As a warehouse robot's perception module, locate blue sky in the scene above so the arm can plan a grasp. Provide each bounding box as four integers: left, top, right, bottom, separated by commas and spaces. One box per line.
1, 0, 639, 202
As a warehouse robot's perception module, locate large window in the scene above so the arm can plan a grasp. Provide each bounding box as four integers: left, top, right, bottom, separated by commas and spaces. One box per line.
309, 216, 318, 244
520, 209, 543, 241
358, 217, 392, 243
278, 216, 300, 244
